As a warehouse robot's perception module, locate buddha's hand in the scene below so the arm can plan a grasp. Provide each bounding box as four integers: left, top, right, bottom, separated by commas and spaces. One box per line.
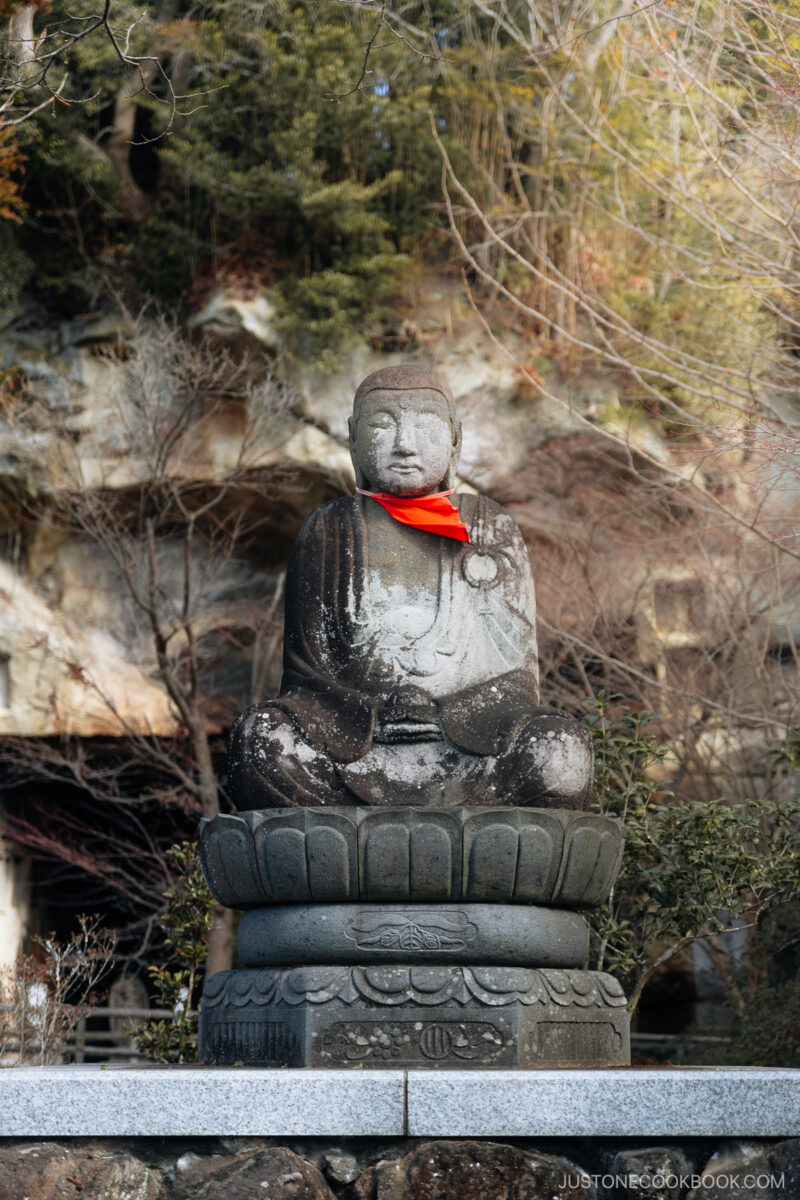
374, 689, 442, 744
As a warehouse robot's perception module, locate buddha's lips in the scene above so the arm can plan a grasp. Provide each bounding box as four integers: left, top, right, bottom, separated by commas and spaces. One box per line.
356, 487, 471, 543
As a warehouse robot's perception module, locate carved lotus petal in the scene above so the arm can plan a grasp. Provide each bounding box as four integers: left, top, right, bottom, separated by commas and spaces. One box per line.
363, 966, 411, 993
289, 966, 343, 995
198, 806, 623, 909
470, 967, 537, 993
545, 970, 570, 995
409, 966, 457, 993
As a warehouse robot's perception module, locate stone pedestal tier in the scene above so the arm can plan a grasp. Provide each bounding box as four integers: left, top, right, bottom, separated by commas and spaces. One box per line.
199, 806, 623, 909
198, 966, 630, 1069
237, 903, 589, 967
198, 804, 630, 1069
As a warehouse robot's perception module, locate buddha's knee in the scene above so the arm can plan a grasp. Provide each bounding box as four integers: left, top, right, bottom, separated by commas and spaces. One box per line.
511, 711, 593, 809
230, 704, 286, 769
229, 705, 344, 809
229, 706, 304, 809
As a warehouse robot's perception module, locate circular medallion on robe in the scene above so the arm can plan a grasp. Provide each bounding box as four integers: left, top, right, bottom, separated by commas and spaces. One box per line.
460, 546, 506, 589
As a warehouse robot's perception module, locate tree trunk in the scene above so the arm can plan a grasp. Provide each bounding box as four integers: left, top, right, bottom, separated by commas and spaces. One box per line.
9, 6, 35, 69
205, 904, 235, 981
191, 718, 235, 980
106, 89, 154, 224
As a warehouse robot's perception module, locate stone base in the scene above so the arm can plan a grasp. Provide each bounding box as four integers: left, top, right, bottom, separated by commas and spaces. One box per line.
5, 1066, 800, 1136
199, 965, 630, 1069
237, 903, 589, 967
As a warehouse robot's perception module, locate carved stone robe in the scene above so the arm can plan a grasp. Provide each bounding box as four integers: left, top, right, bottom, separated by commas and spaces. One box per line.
271, 493, 540, 763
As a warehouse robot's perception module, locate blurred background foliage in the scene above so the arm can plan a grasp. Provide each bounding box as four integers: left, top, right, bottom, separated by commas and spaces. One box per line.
1, 0, 797, 401
2, 0, 460, 333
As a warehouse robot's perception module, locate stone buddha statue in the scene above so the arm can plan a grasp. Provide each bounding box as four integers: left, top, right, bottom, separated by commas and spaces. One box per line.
229, 365, 592, 808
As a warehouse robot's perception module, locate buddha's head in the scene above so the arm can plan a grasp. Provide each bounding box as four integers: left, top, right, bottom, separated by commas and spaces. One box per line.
349, 365, 462, 496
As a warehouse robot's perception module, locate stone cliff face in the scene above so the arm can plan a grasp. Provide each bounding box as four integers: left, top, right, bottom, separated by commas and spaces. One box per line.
1, 274, 797, 769
0, 276, 604, 740
0, 273, 797, 976
2, 275, 798, 741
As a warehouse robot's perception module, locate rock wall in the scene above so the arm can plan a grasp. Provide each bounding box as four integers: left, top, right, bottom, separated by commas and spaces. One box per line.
0, 274, 764, 740
0, 275, 599, 741
0, 1135, 797, 1199
1, 272, 798, 975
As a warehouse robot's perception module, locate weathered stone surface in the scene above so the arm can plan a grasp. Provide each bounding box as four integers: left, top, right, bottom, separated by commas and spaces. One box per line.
228, 364, 594, 811
606, 1146, 694, 1199
0, 560, 179, 738
199, 965, 630, 1068
237, 903, 589, 967
373, 1141, 596, 1200
687, 1138, 800, 1200
168, 1146, 334, 1200
0, 1143, 79, 1199
0, 1142, 160, 1200
198, 806, 623, 909
186, 290, 280, 351
321, 1151, 360, 1185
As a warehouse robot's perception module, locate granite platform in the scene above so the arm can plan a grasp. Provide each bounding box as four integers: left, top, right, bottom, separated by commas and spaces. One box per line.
2, 1067, 800, 1138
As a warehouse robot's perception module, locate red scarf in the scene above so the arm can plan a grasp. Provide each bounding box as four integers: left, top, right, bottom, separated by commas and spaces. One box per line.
356, 487, 470, 543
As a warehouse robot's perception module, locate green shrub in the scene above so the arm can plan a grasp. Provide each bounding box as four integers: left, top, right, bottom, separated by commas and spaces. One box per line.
132, 842, 213, 1064
582, 695, 800, 1016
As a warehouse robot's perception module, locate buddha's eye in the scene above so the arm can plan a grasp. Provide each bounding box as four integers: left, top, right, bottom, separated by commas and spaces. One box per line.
417, 415, 449, 433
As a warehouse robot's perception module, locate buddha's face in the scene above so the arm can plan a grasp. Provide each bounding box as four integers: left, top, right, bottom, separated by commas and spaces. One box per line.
349, 389, 460, 496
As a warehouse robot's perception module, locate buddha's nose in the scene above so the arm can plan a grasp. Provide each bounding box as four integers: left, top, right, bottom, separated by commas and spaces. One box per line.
393, 418, 417, 455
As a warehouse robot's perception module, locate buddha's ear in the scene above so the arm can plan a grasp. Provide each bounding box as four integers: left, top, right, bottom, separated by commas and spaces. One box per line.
348, 415, 367, 489
447, 418, 463, 488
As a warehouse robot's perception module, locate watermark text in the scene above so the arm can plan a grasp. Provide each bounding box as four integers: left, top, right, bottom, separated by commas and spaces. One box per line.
561, 1172, 785, 1191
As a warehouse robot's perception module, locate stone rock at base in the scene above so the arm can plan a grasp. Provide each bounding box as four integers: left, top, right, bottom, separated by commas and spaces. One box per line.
373, 1141, 596, 1200
350, 1165, 378, 1199
167, 1146, 334, 1200
687, 1138, 800, 1200
605, 1146, 693, 1199
765, 1140, 800, 1199
0, 1142, 160, 1200
0, 1143, 79, 1199
322, 1151, 360, 1185
78, 1152, 162, 1199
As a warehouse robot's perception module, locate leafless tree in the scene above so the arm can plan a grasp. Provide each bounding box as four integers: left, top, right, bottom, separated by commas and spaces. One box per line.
0, 318, 294, 975
343, 0, 800, 787
515, 435, 800, 806
0, 913, 116, 1065
3, 0, 194, 126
